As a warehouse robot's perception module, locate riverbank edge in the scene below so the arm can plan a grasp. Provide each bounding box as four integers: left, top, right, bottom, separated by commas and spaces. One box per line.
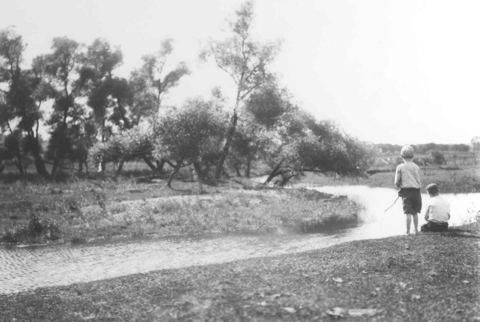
0, 186, 361, 247
1, 222, 478, 321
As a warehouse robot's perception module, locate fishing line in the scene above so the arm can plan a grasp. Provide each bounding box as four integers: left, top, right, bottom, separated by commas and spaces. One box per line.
384, 195, 400, 213
380, 195, 400, 237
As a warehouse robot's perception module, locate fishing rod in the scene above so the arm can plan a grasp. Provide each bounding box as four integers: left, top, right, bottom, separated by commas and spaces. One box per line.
384, 195, 400, 213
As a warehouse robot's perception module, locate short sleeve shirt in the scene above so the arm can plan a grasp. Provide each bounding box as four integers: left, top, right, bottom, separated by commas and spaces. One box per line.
425, 196, 450, 223
395, 160, 421, 189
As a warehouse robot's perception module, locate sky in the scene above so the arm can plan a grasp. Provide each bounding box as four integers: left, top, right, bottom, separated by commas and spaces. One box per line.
1, 0, 479, 145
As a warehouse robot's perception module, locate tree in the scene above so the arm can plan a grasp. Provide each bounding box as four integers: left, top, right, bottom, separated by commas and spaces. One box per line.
128, 39, 190, 172
228, 120, 258, 177
228, 85, 293, 177
85, 38, 124, 133
36, 37, 90, 176
200, 1, 281, 179
88, 120, 158, 176
153, 98, 226, 188
472, 136, 480, 165
0, 27, 53, 178
0, 27, 28, 174
472, 137, 480, 152
429, 150, 446, 165
131, 39, 190, 110
244, 85, 289, 129
82, 38, 126, 171
261, 110, 375, 186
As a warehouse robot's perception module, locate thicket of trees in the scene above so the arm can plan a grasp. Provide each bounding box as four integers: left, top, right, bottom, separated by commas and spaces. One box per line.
0, 1, 374, 186
376, 143, 472, 154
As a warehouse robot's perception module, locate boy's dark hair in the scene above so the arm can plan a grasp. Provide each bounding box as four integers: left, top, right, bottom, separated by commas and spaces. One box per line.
426, 183, 439, 195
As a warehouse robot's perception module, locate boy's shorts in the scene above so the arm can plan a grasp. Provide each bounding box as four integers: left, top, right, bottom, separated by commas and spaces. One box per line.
398, 188, 422, 215
421, 221, 448, 232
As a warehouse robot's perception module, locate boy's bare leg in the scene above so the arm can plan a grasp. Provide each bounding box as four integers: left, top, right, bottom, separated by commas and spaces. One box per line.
413, 213, 419, 234
406, 214, 412, 235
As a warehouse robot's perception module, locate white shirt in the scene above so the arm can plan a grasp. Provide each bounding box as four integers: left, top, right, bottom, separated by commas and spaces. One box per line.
425, 196, 450, 223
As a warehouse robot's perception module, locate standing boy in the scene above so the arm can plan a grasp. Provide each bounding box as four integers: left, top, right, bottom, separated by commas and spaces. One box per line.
421, 183, 450, 232
394, 145, 422, 235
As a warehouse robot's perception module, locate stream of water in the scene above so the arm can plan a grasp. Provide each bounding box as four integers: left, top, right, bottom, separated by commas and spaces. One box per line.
0, 186, 478, 295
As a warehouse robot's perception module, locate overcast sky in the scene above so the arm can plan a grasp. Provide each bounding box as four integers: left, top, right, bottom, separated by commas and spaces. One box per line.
1, 0, 479, 145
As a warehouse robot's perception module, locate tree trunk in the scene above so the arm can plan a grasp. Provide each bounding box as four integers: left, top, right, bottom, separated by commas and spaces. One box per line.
14, 147, 24, 175
52, 108, 69, 177
276, 173, 293, 187
214, 111, 238, 179
33, 152, 50, 180
193, 161, 204, 192
265, 163, 282, 184
155, 159, 166, 173
30, 136, 51, 180
15, 159, 24, 174
51, 156, 60, 176
167, 161, 182, 189
6, 122, 24, 174
245, 153, 252, 178
234, 166, 242, 177
142, 155, 157, 170
115, 159, 125, 176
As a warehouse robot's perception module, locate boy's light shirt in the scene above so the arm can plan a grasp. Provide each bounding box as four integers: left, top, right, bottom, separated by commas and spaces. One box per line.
394, 159, 421, 189
424, 196, 450, 223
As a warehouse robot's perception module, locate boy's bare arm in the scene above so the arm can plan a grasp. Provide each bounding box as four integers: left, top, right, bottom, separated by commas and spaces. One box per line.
394, 168, 401, 187
424, 206, 430, 221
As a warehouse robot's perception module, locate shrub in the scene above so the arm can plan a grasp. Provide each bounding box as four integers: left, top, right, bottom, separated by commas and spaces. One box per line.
1, 215, 61, 244
429, 150, 446, 165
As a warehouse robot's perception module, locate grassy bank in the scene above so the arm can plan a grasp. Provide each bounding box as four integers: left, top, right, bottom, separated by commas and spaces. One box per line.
1, 222, 478, 321
298, 166, 480, 194
0, 177, 361, 245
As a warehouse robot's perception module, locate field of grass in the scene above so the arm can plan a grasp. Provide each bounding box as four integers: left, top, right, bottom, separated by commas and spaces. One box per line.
1, 222, 478, 321
0, 175, 361, 245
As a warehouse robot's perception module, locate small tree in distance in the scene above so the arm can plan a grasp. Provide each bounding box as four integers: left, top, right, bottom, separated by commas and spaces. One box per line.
472, 136, 480, 165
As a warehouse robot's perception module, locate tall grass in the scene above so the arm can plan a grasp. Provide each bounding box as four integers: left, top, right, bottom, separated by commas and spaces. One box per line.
0, 177, 361, 245
79, 190, 360, 239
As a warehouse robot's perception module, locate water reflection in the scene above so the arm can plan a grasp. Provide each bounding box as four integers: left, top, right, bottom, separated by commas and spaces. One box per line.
0, 186, 477, 295
312, 186, 478, 240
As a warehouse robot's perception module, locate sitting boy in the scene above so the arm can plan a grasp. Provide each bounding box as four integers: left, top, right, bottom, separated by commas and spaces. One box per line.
421, 183, 450, 232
